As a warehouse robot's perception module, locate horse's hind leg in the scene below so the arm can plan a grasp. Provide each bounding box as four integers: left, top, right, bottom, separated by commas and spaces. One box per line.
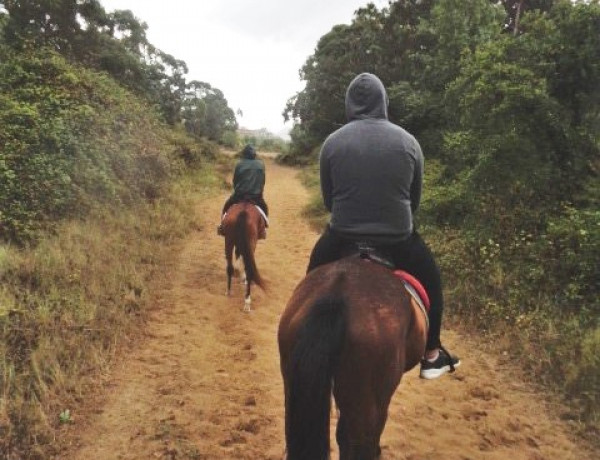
242, 221, 256, 312
336, 409, 382, 460
243, 278, 251, 312
227, 263, 234, 296
335, 369, 392, 459
225, 241, 234, 296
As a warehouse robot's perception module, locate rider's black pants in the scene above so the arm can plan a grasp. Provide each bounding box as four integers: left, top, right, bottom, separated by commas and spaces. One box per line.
307, 226, 443, 351
222, 194, 269, 217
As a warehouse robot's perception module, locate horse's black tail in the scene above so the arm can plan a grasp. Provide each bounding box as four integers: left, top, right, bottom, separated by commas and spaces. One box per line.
235, 210, 265, 289
285, 296, 346, 460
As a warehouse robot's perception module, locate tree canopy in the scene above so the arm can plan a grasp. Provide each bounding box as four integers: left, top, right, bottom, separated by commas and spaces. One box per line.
0, 0, 237, 132
0, 0, 238, 242
284, 0, 600, 426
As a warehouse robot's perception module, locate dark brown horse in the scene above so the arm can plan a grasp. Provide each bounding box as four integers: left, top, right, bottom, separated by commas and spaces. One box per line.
278, 254, 428, 460
222, 201, 266, 311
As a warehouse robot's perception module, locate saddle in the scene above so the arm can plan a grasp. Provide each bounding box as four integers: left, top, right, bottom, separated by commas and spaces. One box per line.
352, 243, 430, 321
238, 198, 268, 228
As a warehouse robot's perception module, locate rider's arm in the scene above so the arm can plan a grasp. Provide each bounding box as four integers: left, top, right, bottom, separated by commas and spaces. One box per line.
233, 161, 242, 188
319, 146, 333, 212
259, 160, 266, 192
410, 142, 424, 214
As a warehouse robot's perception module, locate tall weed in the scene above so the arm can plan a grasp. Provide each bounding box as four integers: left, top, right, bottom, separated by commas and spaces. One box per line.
0, 167, 219, 459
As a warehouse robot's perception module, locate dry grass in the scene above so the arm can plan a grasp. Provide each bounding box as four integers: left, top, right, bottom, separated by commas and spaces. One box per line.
0, 166, 220, 459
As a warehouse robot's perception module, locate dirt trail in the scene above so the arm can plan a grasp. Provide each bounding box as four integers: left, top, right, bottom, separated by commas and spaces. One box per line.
63, 158, 593, 460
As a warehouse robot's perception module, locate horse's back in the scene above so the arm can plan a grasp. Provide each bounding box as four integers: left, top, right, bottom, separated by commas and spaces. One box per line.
280, 257, 425, 373
223, 201, 252, 224
223, 202, 262, 235
296, 256, 412, 323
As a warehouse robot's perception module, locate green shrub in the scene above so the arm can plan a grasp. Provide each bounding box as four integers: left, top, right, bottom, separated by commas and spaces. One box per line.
0, 165, 219, 458
0, 47, 204, 244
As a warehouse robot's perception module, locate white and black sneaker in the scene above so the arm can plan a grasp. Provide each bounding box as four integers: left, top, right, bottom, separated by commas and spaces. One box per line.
419, 346, 460, 380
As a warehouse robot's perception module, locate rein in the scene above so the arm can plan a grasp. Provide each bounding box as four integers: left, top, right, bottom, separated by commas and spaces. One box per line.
357, 243, 394, 269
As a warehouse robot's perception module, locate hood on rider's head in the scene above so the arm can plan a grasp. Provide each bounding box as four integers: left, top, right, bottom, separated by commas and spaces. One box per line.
345, 72, 389, 122
242, 144, 256, 159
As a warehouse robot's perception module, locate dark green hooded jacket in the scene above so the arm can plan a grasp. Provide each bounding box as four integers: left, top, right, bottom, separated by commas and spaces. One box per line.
232, 145, 265, 198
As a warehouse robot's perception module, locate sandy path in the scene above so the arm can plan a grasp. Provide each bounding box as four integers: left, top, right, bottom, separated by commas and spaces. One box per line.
63, 158, 594, 460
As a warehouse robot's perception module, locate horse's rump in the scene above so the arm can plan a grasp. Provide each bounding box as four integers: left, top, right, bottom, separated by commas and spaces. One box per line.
223, 202, 265, 310
233, 209, 263, 287
278, 256, 427, 459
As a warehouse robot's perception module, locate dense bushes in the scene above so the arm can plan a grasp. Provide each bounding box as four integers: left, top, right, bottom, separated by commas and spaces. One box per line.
288, 0, 599, 435
0, 42, 221, 458
0, 46, 196, 243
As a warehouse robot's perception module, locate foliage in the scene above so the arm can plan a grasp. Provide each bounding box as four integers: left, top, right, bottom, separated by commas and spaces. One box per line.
0, 30, 222, 459
277, 125, 319, 165
0, 0, 237, 135
297, 163, 330, 232
0, 46, 176, 242
182, 80, 238, 142
0, 2, 230, 457
0, 1, 183, 123
0, 165, 218, 458
221, 129, 240, 149
496, 0, 556, 35
283, 0, 504, 159
288, 0, 600, 435
283, 4, 391, 143
239, 133, 288, 155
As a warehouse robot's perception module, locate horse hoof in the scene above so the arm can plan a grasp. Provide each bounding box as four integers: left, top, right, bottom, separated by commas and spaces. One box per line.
244, 298, 252, 312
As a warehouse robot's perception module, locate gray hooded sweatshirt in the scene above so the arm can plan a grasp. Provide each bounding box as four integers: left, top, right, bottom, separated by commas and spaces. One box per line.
319, 73, 424, 242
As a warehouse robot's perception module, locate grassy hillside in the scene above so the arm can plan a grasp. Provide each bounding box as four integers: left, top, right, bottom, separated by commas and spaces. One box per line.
0, 47, 224, 458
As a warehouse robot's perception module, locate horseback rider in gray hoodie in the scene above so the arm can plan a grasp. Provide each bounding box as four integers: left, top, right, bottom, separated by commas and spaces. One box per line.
307, 72, 460, 379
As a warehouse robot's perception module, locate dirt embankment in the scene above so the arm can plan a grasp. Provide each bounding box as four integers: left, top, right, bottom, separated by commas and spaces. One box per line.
60, 158, 595, 460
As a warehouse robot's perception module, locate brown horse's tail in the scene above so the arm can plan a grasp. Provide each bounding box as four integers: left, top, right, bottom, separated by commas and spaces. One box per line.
235, 210, 265, 289
285, 296, 346, 460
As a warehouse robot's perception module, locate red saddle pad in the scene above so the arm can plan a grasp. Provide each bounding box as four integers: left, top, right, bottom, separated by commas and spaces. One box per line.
393, 270, 430, 312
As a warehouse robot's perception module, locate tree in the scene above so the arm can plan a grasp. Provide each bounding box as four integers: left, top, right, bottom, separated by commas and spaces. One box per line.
494, 0, 555, 35
441, 0, 599, 230
284, 0, 503, 158
0, 1, 190, 125
284, 4, 390, 149
1, 0, 108, 53
182, 81, 237, 142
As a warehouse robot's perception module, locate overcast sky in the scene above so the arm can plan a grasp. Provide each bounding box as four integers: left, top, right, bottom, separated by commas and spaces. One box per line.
99, 0, 389, 136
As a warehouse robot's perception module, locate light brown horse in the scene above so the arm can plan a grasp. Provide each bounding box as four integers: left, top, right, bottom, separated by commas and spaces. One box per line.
222, 201, 266, 311
278, 254, 428, 460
